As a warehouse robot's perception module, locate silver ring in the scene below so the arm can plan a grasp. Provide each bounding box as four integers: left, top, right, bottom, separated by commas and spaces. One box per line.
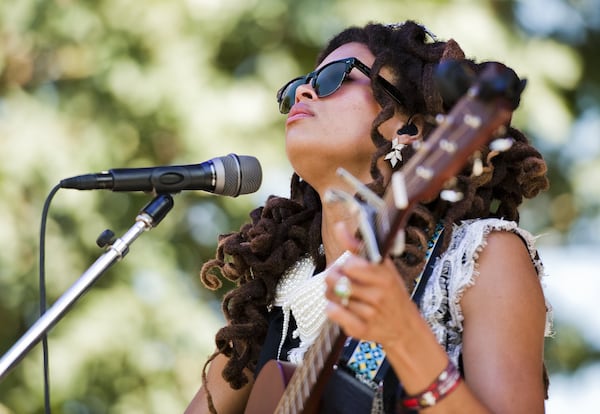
334, 276, 351, 306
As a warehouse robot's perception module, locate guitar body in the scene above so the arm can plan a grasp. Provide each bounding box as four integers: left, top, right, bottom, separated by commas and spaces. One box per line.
246, 360, 376, 414
245, 360, 296, 414
319, 368, 375, 414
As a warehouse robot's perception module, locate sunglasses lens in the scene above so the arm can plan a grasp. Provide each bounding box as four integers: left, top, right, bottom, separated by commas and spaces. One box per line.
277, 59, 352, 114
314, 61, 348, 97
278, 78, 306, 114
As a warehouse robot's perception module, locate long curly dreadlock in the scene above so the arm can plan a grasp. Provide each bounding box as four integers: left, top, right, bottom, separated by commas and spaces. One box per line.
198, 21, 549, 406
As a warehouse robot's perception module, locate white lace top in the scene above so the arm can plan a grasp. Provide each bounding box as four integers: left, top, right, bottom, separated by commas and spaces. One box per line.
273, 218, 552, 365
420, 218, 553, 367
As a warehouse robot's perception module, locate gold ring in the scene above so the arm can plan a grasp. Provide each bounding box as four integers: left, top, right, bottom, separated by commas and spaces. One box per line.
334, 276, 351, 306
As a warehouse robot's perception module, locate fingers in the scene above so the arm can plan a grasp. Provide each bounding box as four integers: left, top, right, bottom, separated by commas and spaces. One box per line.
325, 254, 410, 340
331, 254, 399, 288
325, 258, 381, 318
326, 256, 376, 305
325, 269, 373, 339
333, 275, 352, 306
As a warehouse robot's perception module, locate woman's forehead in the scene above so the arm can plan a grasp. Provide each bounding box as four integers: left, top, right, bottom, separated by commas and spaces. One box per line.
318, 42, 375, 68
319, 42, 397, 86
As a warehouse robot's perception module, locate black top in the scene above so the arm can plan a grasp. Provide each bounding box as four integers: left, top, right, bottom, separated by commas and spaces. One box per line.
254, 306, 299, 377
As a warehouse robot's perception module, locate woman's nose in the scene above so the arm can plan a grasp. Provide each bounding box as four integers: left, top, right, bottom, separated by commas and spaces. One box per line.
294, 81, 317, 104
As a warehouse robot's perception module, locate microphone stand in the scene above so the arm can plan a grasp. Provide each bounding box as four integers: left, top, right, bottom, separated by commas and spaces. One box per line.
0, 193, 174, 381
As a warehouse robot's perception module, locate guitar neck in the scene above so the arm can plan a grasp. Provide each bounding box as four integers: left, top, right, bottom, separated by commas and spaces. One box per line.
275, 319, 345, 413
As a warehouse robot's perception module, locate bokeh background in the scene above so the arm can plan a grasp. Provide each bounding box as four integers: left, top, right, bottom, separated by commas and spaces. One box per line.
1, 0, 599, 412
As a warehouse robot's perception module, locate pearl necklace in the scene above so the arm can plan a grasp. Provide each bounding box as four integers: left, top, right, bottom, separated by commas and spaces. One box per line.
273, 251, 350, 364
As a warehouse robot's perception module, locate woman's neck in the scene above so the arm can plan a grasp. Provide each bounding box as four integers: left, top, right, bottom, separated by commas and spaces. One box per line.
320, 195, 359, 266
312, 170, 374, 266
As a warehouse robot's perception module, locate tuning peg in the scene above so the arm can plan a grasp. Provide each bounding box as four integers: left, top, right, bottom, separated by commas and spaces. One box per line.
391, 171, 408, 209
490, 137, 514, 152
439, 177, 464, 203
440, 189, 464, 202
389, 231, 405, 256
471, 151, 483, 177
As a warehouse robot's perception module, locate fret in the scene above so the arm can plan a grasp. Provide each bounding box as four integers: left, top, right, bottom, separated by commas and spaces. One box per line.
295, 385, 303, 411
306, 364, 314, 385
323, 324, 331, 355
302, 379, 310, 401
282, 399, 290, 414
315, 339, 324, 368
309, 363, 317, 383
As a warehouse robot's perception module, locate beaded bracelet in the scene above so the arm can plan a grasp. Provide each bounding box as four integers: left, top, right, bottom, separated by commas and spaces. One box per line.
402, 360, 462, 410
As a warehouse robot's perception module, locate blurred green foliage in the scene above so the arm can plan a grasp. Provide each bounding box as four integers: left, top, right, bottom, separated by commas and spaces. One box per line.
0, 0, 598, 412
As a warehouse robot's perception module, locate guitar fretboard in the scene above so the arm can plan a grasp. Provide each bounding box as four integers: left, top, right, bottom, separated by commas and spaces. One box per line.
275, 319, 342, 414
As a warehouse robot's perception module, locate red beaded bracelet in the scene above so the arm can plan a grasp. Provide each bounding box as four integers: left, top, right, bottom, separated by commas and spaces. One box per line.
402, 360, 462, 410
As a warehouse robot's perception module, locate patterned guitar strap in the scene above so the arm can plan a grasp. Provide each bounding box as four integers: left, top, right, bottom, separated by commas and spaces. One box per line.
339, 224, 445, 414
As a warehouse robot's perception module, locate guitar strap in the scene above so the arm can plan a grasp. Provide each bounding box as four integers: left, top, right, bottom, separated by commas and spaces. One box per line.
339, 226, 446, 413
382, 226, 446, 413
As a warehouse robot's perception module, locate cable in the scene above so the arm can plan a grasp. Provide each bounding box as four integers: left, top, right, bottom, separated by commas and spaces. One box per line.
39, 183, 61, 414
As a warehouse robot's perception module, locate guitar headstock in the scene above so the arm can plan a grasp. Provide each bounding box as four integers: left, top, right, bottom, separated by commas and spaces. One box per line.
376, 61, 526, 256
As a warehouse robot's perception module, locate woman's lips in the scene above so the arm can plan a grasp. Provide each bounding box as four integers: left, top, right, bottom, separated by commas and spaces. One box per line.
286, 103, 314, 125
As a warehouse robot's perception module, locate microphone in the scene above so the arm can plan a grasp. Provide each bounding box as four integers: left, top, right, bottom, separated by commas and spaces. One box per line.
60, 153, 262, 197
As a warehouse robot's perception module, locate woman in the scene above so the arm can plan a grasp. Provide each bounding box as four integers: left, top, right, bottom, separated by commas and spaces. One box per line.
186, 21, 551, 413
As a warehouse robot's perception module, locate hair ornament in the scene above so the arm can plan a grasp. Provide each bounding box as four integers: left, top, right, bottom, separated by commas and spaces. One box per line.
418, 24, 438, 42
385, 22, 404, 29
385, 21, 438, 42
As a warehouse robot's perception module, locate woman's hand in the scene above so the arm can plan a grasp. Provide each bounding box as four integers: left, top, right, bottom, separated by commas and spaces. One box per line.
323, 222, 413, 346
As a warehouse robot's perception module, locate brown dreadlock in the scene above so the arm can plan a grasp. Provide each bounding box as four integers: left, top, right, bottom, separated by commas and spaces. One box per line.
198, 21, 549, 407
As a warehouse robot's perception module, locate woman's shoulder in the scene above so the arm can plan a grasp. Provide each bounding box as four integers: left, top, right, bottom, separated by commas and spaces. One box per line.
452, 217, 534, 244
420, 218, 553, 358
449, 218, 545, 278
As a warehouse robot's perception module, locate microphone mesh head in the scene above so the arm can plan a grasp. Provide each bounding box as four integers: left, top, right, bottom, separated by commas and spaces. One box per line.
221, 154, 262, 196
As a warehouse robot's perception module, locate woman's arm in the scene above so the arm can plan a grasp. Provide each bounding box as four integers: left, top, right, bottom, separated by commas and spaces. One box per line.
185, 353, 254, 414
459, 230, 547, 412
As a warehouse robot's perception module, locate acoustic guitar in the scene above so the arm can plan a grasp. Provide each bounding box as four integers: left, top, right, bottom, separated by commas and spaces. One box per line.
245, 61, 527, 414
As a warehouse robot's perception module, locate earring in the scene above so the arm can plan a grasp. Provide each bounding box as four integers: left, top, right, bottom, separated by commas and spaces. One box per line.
385, 117, 418, 168
397, 114, 418, 136
397, 122, 418, 136
385, 137, 406, 168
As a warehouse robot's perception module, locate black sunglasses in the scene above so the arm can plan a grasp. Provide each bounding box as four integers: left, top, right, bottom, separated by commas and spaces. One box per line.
276, 57, 404, 114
